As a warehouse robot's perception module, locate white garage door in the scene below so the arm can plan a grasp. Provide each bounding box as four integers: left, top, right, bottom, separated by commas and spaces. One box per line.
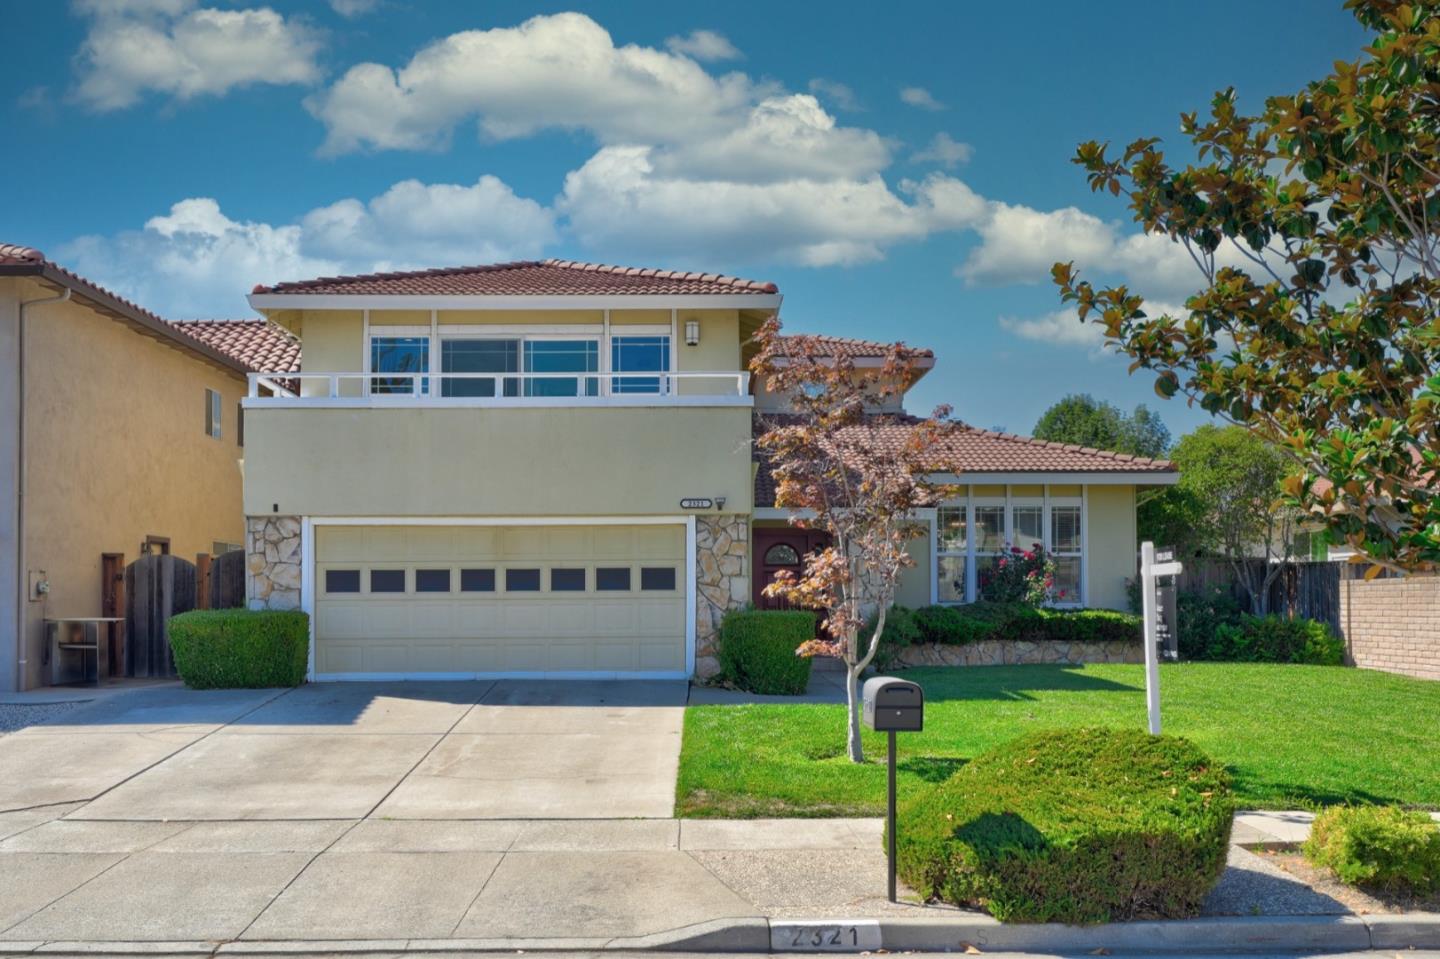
313, 524, 688, 678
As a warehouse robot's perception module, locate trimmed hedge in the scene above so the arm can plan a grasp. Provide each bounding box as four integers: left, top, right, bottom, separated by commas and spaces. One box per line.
1208, 614, 1345, 665
1304, 805, 1440, 892
169, 609, 309, 689
879, 602, 1142, 649
716, 609, 816, 695
895, 727, 1233, 923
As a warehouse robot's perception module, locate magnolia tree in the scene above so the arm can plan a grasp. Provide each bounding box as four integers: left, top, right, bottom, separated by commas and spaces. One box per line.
750, 319, 958, 763
1054, 0, 1440, 573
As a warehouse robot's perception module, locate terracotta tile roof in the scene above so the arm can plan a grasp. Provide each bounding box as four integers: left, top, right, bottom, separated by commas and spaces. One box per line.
753, 414, 1176, 507
252, 258, 779, 296
0, 241, 254, 374
166, 320, 301, 373
775, 334, 934, 359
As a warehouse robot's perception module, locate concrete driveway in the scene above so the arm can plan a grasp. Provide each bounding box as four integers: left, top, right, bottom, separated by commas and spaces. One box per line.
0, 680, 687, 820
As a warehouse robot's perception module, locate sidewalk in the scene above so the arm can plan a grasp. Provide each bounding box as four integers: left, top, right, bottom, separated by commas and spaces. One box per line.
2, 810, 1439, 952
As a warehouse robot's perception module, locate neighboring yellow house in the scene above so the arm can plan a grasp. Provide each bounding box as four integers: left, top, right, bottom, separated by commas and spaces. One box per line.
241, 258, 1178, 681
0, 243, 298, 691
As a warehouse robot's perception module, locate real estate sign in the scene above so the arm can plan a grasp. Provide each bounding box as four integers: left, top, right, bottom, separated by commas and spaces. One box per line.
1139, 542, 1183, 734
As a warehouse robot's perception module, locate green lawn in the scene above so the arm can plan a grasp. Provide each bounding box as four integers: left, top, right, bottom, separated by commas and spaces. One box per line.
677, 663, 1440, 817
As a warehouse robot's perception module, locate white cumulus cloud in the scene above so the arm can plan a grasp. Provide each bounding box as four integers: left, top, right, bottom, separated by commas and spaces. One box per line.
59, 178, 557, 317
663, 29, 741, 61
73, 0, 322, 110
807, 78, 861, 112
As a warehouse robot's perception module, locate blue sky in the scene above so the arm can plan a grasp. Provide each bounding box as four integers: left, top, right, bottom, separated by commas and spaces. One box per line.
2, 1, 1368, 437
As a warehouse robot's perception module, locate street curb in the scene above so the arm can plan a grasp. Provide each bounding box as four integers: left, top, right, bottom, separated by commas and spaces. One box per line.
0, 912, 1437, 955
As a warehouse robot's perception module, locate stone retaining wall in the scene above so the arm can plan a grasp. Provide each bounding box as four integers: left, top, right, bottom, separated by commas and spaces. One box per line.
1340, 574, 1440, 680
695, 514, 750, 679
893, 638, 1142, 669
246, 515, 302, 611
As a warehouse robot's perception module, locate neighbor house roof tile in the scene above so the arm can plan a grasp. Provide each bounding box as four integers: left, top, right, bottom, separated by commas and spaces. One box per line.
774, 334, 934, 359
252, 258, 779, 296
165, 320, 301, 373
752, 415, 1176, 506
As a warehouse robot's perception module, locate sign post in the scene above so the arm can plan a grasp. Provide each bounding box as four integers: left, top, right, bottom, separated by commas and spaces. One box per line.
1139, 542, 1183, 734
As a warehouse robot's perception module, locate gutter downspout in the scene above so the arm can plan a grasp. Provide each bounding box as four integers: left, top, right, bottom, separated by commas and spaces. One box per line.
14, 286, 70, 689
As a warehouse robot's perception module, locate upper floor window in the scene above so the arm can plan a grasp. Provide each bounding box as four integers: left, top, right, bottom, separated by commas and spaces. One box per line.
205, 389, 222, 439
442, 339, 518, 398
611, 335, 670, 394
371, 335, 429, 395
523, 339, 599, 397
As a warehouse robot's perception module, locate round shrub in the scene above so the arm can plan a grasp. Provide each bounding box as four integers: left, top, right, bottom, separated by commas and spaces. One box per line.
716, 609, 816, 695
1304, 805, 1440, 892
169, 609, 309, 689
895, 727, 1233, 923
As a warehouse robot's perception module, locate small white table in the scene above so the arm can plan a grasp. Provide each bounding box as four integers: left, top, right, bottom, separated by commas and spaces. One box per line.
46, 617, 125, 686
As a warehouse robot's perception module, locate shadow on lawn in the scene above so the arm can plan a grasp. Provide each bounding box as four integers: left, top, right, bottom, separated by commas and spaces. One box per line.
898, 755, 968, 783
907, 664, 1142, 703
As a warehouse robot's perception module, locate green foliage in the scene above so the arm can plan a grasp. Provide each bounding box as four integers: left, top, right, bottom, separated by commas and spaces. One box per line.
1032, 393, 1172, 459
1304, 805, 1440, 893
1207, 614, 1345, 666
896, 602, 1141, 647
978, 545, 1058, 606
1137, 485, 1208, 560
1055, 1, 1440, 570
894, 727, 1233, 923
866, 604, 922, 670
168, 610, 309, 689
1176, 587, 1246, 660
717, 609, 816, 695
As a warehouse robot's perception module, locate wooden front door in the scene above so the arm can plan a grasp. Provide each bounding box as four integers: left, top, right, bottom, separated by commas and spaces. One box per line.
752, 528, 832, 609
101, 553, 125, 677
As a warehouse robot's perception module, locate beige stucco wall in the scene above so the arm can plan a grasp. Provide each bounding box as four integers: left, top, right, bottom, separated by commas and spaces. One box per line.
0, 281, 21, 691
895, 529, 933, 608
243, 405, 753, 518
8, 278, 247, 689
1085, 484, 1137, 610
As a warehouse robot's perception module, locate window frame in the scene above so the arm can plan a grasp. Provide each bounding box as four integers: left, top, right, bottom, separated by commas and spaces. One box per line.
205, 388, 222, 439
367, 327, 432, 396
936, 486, 1087, 607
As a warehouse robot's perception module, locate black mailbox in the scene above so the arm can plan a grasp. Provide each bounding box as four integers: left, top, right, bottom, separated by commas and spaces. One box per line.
862, 677, 924, 732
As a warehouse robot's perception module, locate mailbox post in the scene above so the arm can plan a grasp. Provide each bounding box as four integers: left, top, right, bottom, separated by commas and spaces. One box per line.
862, 676, 924, 902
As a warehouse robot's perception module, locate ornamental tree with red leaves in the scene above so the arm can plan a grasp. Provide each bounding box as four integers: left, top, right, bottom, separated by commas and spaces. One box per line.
750, 318, 959, 763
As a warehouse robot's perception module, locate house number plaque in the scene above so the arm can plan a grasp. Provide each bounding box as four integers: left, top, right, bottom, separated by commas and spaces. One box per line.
679, 498, 714, 510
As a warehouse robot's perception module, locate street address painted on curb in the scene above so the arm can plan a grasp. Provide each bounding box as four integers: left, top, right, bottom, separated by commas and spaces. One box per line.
771, 920, 882, 952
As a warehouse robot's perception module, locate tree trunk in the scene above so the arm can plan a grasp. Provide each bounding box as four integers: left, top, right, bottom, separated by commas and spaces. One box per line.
845, 664, 865, 763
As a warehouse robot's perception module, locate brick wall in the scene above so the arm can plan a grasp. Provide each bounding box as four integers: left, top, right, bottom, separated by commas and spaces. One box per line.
1339, 574, 1440, 681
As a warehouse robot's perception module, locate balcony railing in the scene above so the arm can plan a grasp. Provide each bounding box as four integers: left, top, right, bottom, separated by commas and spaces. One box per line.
246, 371, 752, 407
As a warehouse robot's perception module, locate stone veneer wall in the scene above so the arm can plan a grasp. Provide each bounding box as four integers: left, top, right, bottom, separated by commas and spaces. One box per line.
694, 513, 750, 678
893, 639, 1142, 669
246, 515, 303, 611
1340, 574, 1440, 680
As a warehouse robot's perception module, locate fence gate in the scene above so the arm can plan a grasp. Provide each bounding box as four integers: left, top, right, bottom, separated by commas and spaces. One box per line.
125, 553, 197, 678
209, 549, 247, 609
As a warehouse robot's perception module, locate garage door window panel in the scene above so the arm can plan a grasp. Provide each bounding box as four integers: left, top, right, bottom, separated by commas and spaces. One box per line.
460, 568, 496, 592
325, 569, 361, 594
596, 567, 632, 591
641, 567, 677, 591
551, 568, 587, 591
370, 569, 407, 593
506, 568, 541, 592
416, 569, 452, 593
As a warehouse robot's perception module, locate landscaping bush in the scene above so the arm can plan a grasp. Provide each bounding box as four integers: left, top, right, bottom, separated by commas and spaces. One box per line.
866, 604, 921, 670
901, 602, 1142, 647
1176, 587, 1245, 660
168, 609, 309, 689
1207, 614, 1344, 665
1304, 805, 1440, 893
978, 545, 1057, 605
895, 727, 1233, 923
716, 609, 816, 695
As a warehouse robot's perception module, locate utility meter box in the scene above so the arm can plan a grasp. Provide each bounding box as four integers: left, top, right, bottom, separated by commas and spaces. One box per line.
862, 677, 924, 732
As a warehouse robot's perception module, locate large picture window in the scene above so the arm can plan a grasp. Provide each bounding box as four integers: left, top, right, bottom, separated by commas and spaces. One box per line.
937, 490, 1085, 607
370, 335, 429, 395
442, 339, 518, 397
524, 339, 599, 396
610, 335, 670, 394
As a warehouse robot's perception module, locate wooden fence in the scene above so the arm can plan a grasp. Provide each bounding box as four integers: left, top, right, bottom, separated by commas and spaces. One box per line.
1171, 556, 1367, 630
124, 553, 196, 678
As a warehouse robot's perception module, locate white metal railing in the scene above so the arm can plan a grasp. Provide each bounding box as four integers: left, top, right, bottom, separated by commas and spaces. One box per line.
246, 370, 751, 403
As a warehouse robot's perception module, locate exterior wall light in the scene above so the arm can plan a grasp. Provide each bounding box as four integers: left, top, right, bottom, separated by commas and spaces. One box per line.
685, 319, 701, 346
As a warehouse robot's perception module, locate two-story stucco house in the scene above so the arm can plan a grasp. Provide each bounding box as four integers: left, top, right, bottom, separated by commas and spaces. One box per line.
241, 259, 1176, 681
1, 243, 298, 692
